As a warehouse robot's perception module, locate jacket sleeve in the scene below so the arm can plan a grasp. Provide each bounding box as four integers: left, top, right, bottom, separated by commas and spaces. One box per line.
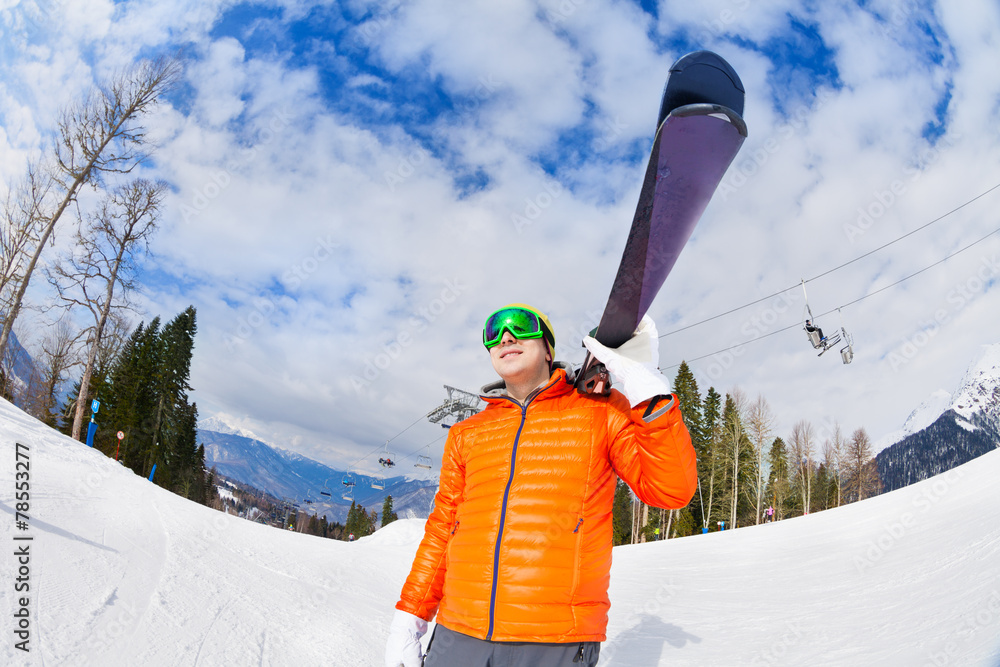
606, 390, 697, 509
395, 425, 466, 621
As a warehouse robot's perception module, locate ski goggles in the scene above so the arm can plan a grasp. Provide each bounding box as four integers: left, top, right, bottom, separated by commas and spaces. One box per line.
482, 306, 552, 350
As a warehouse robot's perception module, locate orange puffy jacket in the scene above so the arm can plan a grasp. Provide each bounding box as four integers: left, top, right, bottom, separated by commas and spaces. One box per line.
395, 367, 697, 643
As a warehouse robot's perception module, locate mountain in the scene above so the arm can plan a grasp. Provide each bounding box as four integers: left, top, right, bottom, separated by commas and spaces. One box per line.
0, 327, 41, 401
876, 344, 1000, 492
197, 425, 437, 523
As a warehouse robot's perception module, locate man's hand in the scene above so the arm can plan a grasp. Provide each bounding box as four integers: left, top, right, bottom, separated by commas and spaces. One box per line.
583, 315, 671, 407
384, 610, 428, 667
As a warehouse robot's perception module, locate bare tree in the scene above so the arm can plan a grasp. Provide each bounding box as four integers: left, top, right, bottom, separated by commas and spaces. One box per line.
0, 56, 180, 364
845, 427, 880, 502
48, 179, 165, 440
823, 422, 847, 508
1, 163, 53, 314
789, 420, 815, 515
746, 393, 776, 525
32, 320, 83, 425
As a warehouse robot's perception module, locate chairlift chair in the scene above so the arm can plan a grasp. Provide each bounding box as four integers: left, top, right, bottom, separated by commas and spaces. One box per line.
801, 281, 841, 355
371, 475, 385, 491
341, 472, 356, 501
414, 455, 433, 470
379, 441, 397, 468
839, 327, 854, 365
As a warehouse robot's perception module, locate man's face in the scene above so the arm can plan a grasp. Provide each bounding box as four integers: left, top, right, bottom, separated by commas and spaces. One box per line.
488, 331, 551, 383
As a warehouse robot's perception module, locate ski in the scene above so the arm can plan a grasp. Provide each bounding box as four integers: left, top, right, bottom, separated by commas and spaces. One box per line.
577, 50, 748, 394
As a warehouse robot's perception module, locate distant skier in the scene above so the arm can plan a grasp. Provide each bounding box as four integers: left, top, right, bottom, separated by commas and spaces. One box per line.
384, 304, 696, 667
379, 457, 395, 468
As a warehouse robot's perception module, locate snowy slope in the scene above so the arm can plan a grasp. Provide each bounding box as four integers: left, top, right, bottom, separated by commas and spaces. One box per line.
2, 397, 1000, 666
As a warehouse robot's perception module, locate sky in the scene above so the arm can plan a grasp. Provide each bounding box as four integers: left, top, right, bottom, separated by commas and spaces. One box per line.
2, 0, 1000, 473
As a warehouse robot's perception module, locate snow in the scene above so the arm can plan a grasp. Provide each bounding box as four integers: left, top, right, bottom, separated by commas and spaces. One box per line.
3, 396, 1000, 666
951, 344, 1000, 422
876, 388, 952, 451
196, 414, 264, 442
876, 343, 1000, 452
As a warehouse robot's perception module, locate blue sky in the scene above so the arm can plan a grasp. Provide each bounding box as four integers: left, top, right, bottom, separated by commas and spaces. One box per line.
2, 0, 1000, 472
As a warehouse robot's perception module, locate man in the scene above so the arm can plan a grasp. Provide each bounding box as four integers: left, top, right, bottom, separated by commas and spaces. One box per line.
385, 304, 697, 666
805, 319, 825, 343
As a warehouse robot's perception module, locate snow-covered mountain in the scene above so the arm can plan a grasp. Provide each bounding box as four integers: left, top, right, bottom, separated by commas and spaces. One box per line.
0, 328, 41, 403
198, 427, 436, 523
3, 395, 999, 665
196, 413, 264, 441
876, 344, 1000, 492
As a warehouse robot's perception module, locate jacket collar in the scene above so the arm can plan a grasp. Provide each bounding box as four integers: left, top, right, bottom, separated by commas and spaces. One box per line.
480, 363, 577, 405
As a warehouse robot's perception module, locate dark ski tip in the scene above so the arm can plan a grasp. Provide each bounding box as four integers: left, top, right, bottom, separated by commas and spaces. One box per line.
657, 50, 745, 130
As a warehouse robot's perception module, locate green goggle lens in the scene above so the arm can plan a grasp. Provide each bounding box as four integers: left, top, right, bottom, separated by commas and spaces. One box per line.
483, 308, 545, 349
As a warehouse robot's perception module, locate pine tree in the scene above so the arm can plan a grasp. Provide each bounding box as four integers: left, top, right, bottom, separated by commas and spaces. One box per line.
699, 387, 723, 532
673, 362, 708, 533
381, 495, 398, 527
765, 437, 790, 520
102, 318, 161, 471
611, 479, 633, 546
672, 362, 704, 451
145, 307, 197, 483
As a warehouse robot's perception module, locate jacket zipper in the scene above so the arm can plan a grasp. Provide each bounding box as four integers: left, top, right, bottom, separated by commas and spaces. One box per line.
485, 377, 559, 640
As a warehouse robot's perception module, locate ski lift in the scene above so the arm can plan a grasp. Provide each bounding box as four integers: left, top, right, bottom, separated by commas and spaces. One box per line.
414, 455, 433, 470
371, 474, 385, 491
801, 281, 840, 356
342, 472, 356, 501
319, 478, 333, 498
378, 441, 397, 469
837, 309, 854, 365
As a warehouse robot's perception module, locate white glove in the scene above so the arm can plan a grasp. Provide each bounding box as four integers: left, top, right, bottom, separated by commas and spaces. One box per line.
384, 609, 427, 667
583, 315, 671, 407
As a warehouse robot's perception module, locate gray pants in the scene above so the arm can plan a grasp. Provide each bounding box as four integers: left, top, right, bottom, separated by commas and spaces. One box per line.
423, 624, 601, 667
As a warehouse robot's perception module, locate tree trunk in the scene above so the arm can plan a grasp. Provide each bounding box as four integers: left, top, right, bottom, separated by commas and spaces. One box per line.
70, 246, 124, 440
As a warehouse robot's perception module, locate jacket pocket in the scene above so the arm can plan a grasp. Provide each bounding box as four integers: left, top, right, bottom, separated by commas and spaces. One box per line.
568, 518, 584, 599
